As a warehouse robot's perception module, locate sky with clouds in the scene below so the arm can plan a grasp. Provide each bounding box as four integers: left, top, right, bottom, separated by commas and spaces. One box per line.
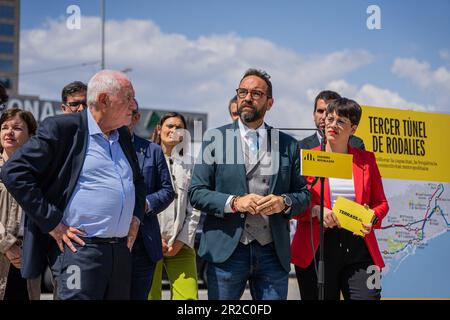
18, 0, 450, 135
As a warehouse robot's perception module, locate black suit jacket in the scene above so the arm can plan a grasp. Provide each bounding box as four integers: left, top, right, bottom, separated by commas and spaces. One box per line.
299, 132, 365, 150
0, 110, 146, 278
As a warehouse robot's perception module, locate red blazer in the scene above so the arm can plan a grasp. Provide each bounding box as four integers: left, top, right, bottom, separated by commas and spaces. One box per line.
291, 145, 389, 269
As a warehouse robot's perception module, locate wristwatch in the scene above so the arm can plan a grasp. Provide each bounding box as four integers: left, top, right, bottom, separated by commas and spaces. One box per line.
281, 194, 292, 213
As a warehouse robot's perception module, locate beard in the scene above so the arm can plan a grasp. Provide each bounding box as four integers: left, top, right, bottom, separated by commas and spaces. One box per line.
238, 102, 266, 123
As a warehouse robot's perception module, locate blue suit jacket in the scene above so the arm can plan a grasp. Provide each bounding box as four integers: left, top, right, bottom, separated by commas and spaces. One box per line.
189, 121, 310, 272
0, 110, 146, 279
133, 135, 175, 262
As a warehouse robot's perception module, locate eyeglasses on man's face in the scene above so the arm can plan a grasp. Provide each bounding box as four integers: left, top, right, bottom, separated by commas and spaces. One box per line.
236, 88, 267, 100
64, 100, 87, 110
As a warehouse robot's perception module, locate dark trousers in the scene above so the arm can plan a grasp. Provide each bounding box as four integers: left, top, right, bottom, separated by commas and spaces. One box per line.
207, 242, 288, 300
295, 229, 381, 300
4, 265, 29, 300
51, 237, 131, 300
130, 237, 157, 300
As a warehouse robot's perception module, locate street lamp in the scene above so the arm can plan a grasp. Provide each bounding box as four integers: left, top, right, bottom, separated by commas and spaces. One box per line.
100, 0, 105, 70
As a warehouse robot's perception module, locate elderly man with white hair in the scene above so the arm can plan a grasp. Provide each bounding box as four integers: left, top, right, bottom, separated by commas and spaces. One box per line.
1, 70, 146, 300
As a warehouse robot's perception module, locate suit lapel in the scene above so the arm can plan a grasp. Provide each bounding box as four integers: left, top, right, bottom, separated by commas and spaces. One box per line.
228, 121, 248, 193
119, 127, 138, 175
350, 146, 364, 204
267, 126, 280, 194
67, 111, 88, 199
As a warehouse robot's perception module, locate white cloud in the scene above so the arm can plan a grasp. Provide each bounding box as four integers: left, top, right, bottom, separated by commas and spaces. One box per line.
391, 58, 450, 91
391, 58, 450, 112
19, 16, 375, 132
355, 84, 435, 111
308, 79, 436, 112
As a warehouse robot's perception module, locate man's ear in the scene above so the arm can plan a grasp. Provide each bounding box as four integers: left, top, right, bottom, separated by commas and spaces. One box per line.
133, 112, 141, 124
350, 124, 358, 135
266, 97, 274, 111
98, 92, 108, 106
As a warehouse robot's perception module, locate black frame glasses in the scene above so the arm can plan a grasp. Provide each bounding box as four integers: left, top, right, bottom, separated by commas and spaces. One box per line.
64, 100, 87, 110
236, 88, 267, 100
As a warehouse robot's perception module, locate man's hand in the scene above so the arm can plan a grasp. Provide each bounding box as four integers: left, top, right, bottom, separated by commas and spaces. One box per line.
49, 223, 86, 253
161, 238, 169, 254
255, 195, 285, 215
127, 216, 140, 251
5, 244, 22, 268
164, 240, 184, 257
234, 194, 264, 215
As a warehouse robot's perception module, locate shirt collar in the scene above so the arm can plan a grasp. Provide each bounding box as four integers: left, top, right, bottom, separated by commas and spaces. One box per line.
87, 107, 119, 142
316, 130, 323, 143
237, 119, 267, 140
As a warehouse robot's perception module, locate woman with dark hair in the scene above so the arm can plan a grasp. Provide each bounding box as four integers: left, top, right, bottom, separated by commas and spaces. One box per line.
0, 108, 41, 300
291, 98, 389, 300
148, 112, 201, 300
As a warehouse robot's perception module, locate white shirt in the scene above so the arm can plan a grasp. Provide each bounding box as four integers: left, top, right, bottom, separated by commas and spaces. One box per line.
329, 177, 356, 207
224, 120, 268, 213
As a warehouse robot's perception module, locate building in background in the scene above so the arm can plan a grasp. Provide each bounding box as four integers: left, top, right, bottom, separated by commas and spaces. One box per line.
0, 0, 20, 94
7, 96, 208, 153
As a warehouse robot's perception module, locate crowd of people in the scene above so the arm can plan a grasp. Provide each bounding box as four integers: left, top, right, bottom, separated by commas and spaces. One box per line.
0, 68, 388, 300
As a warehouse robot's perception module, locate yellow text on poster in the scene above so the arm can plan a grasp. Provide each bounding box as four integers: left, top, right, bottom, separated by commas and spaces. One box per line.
356, 106, 450, 182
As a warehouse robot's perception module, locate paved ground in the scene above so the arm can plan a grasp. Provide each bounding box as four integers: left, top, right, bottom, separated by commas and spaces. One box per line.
41, 277, 300, 300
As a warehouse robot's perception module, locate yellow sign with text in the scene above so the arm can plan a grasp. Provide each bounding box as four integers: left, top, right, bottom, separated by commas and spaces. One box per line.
356, 106, 450, 182
333, 196, 375, 237
301, 149, 353, 179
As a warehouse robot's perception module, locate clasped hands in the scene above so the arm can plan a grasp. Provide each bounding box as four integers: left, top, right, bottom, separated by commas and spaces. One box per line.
311, 204, 373, 236
233, 193, 285, 215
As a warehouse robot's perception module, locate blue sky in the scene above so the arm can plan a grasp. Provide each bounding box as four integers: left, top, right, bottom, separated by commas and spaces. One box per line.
19, 0, 450, 129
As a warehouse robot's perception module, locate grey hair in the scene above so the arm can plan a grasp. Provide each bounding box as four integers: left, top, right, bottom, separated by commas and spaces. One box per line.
87, 70, 130, 107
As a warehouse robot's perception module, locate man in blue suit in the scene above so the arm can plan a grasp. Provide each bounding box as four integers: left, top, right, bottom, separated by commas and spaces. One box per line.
128, 100, 175, 300
1, 70, 146, 299
189, 69, 310, 300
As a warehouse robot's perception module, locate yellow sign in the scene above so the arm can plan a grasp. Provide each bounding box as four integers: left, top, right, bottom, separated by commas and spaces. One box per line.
332, 196, 375, 237
301, 149, 353, 179
357, 106, 450, 182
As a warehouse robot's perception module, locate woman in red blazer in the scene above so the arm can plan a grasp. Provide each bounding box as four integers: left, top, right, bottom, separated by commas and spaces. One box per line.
291, 98, 389, 300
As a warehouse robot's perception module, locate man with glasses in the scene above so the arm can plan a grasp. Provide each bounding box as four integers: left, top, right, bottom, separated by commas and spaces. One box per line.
189, 69, 310, 300
1, 70, 146, 300
61, 81, 87, 113
299, 90, 365, 150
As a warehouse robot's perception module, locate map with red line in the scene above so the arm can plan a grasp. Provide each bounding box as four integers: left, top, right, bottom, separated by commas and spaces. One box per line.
375, 181, 450, 275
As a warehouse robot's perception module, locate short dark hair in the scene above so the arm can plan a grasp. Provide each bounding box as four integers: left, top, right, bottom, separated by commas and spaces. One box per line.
0, 82, 8, 104
326, 97, 362, 126
240, 69, 273, 98
61, 81, 87, 104
314, 90, 341, 112
151, 112, 188, 146
0, 107, 38, 136
228, 95, 237, 116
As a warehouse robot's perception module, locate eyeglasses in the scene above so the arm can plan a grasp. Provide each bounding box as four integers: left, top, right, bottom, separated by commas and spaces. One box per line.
325, 115, 351, 128
64, 100, 87, 110
236, 88, 267, 100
